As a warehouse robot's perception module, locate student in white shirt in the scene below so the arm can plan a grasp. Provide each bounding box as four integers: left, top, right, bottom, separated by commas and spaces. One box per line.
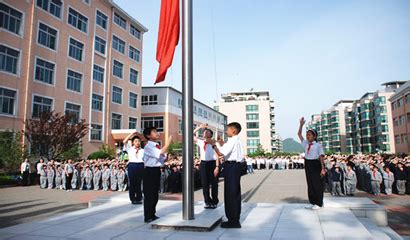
194, 123, 219, 209
142, 126, 173, 223
20, 159, 31, 186
123, 131, 145, 204
213, 122, 244, 229
298, 117, 326, 210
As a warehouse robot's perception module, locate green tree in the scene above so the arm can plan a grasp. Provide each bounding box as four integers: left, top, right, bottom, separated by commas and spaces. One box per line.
88, 144, 116, 159
0, 131, 26, 173
168, 141, 183, 156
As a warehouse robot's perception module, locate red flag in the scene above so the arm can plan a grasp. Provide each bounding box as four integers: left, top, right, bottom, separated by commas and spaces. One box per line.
155, 0, 180, 84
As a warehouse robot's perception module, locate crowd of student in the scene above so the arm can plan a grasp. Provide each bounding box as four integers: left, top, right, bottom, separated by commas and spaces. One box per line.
244, 156, 305, 173
322, 154, 410, 196
20, 156, 204, 193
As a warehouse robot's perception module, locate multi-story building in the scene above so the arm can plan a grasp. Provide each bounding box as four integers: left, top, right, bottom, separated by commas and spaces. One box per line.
215, 91, 278, 154
345, 82, 404, 153
310, 82, 404, 154
0, 0, 147, 157
141, 86, 227, 145
390, 81, 410, 153
308, 101, 354, 153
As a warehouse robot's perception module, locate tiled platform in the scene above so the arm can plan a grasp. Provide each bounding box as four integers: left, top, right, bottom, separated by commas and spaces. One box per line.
0, 198, 403, 240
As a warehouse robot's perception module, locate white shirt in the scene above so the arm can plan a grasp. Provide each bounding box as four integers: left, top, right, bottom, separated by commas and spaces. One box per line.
220, 135, 244, 162
301, 140, 324, 160
143, 141, 166, 167
125, 143, 144, 163
21, 162, 30, 173
196, 139, 216, 161
36, 162, 43, 173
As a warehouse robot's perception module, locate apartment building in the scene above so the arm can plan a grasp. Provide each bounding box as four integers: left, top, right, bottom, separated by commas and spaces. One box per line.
0, 0, 147, 157
390, 81, 410, 153
141, 86, 227, 145
215, 91, 278, 154
308, 101, 354, 153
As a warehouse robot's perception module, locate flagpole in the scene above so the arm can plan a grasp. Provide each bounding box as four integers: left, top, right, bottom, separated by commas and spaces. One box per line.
182, 0, 194, 220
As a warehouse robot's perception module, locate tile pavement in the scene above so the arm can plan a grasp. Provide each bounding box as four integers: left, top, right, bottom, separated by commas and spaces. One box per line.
0, 198, 402, 240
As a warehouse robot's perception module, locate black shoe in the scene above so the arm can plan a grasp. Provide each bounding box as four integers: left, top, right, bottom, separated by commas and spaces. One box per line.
204, 204, 212, 209
153, 215, 160, 221
209, 204, 217, 209
144, 218, 154, 223
133, 201, 142, 204
220, 221, 241, 228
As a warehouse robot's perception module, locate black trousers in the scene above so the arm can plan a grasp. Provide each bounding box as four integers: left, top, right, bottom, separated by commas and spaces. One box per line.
304, 160, 324, 207
66, 173, 73, 190
128, 162, 144, 202
143, 167, 160, 220
223, 161, 242, 223
22, 171, 30, 186
200, 160, 219, 205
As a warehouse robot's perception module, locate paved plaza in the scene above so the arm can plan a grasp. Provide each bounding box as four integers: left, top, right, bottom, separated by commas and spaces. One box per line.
0, 170, 409, 239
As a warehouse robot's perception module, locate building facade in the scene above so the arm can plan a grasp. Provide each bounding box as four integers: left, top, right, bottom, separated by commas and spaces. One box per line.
308, 101, 354, 153
309, 82, 405, 154
0, 0, 147, 157
141, 86, 227, 146
215, 91, 278, 154
390, 81, 410, 153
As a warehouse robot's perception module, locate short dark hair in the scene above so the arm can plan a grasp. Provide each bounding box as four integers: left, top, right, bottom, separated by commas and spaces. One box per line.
143, 126, 157, 140
204, 128, 214, 137
307, 129, 318, 140
131, 135, 141, 142
227, 122, 241, 133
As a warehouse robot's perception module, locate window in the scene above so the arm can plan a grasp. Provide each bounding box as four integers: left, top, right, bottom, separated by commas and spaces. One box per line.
68, 38, 84, 61
141, 95, 158, 105
68, 8, 88, 33
141, 116, 164, 132
178, 119, 182, 134
112, 86, 122, 104
129, 117, 137, 129
90, 124, 102, 140
0, 45, 19, 74
246, 105, 258, 112
66, 69, 82, 92
129, 92, 138, 108
402, 134, 408, 144
130, 25, 141, 39
247, 122, 259, 129
114, 12, 126, 29
91, 93, 103, 111
94, 36, 106, 55
112, 113, 122, 129
96, 10, 107, 29
35, 58, 55, 84
246, 113, 259, 121
65, 102, 81, 123
37, 23, 57, 50
129, 46, 140, 62
83, 0, 90, 5
400, 115, 406, 125
112, 35, 125, 54
113, 60, 123, 78
130, 68, 138, 84
247, 139, 260, 147
406, 95, 410, 104
93, 64, 104, 83
177, 98, 182, 108
395, 135, 401, 144
0, 87, 16, 115
247, 131, 259, 137
32, 95, 52, 118
0, 3, 23, 34
247, 148, 257, 154
36, 0, 62, 18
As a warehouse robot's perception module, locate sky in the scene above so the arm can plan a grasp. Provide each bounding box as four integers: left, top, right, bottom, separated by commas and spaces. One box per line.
115, 0, 410, 139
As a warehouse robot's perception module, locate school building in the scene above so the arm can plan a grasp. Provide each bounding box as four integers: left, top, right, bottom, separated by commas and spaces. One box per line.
141, 86, 227, 146
215, 91, 279, 154
0, 0, 147, 157
390, 81, 410, 153
309, 81, 406, 154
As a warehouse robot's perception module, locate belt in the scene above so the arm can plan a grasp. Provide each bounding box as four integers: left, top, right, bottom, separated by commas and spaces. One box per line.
129, 162, 144, 164
224, 161, 241, 164
201, 159, 216, 161
304, 158, 319, 161
145, 166, 160, 168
